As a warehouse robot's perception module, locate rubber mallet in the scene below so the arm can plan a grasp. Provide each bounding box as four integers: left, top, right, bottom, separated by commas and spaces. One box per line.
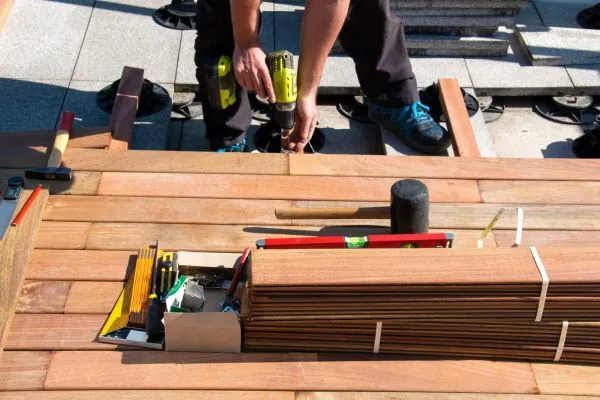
275, 179, 430, 234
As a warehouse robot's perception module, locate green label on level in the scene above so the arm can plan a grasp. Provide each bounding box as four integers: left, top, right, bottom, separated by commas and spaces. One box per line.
345, 236, 368, 248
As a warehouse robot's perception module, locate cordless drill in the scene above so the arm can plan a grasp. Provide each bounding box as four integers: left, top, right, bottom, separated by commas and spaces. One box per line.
267, 50, 297, 131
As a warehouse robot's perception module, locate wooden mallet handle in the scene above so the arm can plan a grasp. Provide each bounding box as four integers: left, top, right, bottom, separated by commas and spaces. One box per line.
47, 111, 75, 168
275, 206, 389, 220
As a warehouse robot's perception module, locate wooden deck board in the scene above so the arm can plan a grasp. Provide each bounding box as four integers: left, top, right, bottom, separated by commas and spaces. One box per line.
0, 170, 100, 195
0, 351, 52, 390
16, 281, 71, 314
495, 230, 600, 248
43, 351, 538, 392
0, 391, 295, 400
295, 394, 600, 400
35, 222, 91, 249
63, 282, 124, 314
480, 181, 600, 205
98, 173, 481, 203
532, 363, 600, 396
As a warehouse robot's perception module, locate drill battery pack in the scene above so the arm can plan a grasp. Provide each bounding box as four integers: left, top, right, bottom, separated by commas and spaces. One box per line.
205, 56, 237, 110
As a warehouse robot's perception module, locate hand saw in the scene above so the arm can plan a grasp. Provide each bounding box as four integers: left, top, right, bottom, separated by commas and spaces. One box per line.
0, 176, 25, 240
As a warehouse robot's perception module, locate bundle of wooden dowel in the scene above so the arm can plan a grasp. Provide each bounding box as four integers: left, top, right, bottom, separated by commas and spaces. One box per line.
241, 247, 600, 362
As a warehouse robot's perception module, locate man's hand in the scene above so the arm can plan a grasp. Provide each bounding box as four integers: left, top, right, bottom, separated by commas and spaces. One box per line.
287, 95, 318, 152
232, 45, 276, 103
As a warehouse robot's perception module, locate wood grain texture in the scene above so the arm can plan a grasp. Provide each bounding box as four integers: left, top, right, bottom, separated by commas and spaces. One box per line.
290, 154, 600, 180
0, 126, 110, 149
296, 393, 600, 400
62, 148, 289, 174
0, 391, 295, 400
291, 202, 600, 230
27, 250, 136, 281
43, 196, 291, 225
6, 314, 116, 350
0, 170, 100, 195
64, 281, 124, 314
495, 230, 600, 248
438, 78, 481, 157
532, 363, 600, 395
16, 281, 71, 313
115, 66, 144, 98
480, 181, 600, 205
249, 248, 540, 287
108, 96, 137, 150
97, 173, 481, 203
85, 223, 489, 251
0, 189, 48, 351
537, 247, 600, 284
44, 351, 537, 392
35, 221, 91, 249
0, 351, 52, 390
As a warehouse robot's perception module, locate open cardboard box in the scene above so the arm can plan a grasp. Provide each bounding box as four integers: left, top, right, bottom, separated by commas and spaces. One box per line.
163, 251, 242, 352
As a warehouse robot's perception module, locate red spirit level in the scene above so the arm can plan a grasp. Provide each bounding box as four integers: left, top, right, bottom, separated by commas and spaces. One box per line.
256, 233, 454, 250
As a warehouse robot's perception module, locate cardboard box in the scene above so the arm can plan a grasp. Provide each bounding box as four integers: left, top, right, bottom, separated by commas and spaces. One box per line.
164, 252, 242, 352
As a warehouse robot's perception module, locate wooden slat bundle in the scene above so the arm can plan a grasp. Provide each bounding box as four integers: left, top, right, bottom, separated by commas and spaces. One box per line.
243, 320, 600, 363
245, 248, 600, 322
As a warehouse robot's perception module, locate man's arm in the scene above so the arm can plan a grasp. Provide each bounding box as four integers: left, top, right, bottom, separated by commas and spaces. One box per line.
231, 0, 275, 102
289, 0, 351, 151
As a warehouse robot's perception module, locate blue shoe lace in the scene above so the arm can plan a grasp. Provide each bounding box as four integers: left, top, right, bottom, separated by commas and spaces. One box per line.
217, 139, 246, 153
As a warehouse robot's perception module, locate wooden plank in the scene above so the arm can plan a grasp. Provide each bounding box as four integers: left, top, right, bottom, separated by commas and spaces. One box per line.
532, 362, 600, 396
249, 248, 540, 287
44, 351, 537, 392
62, 148, 290, 174
108, 67, 144, 151
0, 351, 52, 390
438, 78, 481, 157
296, 394, 600, 400
480, 181, 600, 205
0, 189, 48, 351
35, 221, 91, 249
0, 0, 15, 32
0, 170, 101, 195
98, 173, 481, 203
495, 230, 600, 248
43, 196, 291, 225
290, 201, 600, 230
63, 281, 125, 314
0, 391, 295, 400
16, 281, 71, 313
27, 250, 136, 281
5, 314, 117, 350
85, 223, 490, 252
0, 146, 48, 169
289, 155, 600, 181
0, 126, 111, 149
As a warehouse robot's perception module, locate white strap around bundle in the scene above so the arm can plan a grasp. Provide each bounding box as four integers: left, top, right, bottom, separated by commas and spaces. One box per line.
530, 246, 549, 322
373, 321, 383, 354
554, 321, 569, 362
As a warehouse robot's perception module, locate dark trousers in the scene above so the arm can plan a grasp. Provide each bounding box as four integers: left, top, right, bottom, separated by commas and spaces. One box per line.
195, 0, 419, 148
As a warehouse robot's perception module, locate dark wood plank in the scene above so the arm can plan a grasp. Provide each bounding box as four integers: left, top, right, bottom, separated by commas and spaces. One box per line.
438, 78, 481, 157
98, 173, 481, 203
108, 67, 144, 151
43, 351, 537, 392
0, 190, 48, 350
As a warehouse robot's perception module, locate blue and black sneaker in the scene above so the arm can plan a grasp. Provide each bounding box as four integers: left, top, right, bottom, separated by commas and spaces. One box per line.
368, 101, 451, 154
216, 139, 248, 153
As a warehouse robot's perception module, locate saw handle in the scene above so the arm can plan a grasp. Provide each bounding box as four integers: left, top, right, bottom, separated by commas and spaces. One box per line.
47, 111, 75, 168
275, 206, 389, 220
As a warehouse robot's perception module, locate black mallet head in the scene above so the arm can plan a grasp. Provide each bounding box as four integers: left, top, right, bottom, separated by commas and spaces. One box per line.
25, 167, 73, 181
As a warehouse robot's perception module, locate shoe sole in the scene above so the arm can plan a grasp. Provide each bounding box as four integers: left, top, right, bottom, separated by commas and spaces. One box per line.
368, 108, 449, 155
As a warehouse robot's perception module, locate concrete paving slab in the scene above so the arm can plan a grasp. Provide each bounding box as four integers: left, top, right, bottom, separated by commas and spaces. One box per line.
566, 64, 600, 95
0, 78, 68, 132
73, 0, 181, 83
411, 57, 472, 88
0, 0, 94, 80
514, 2, 544, 26
486, 98, 585, 158
62, 80, 173, 150
517, 26, 600, 66
175, 1, 276, 88
465, 29, 574, 96
533, 0, 598, 28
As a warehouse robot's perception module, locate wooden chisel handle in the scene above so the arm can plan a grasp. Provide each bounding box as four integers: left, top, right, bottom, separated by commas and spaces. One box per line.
47, 111, 75, 168
275, 206, 389, 220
